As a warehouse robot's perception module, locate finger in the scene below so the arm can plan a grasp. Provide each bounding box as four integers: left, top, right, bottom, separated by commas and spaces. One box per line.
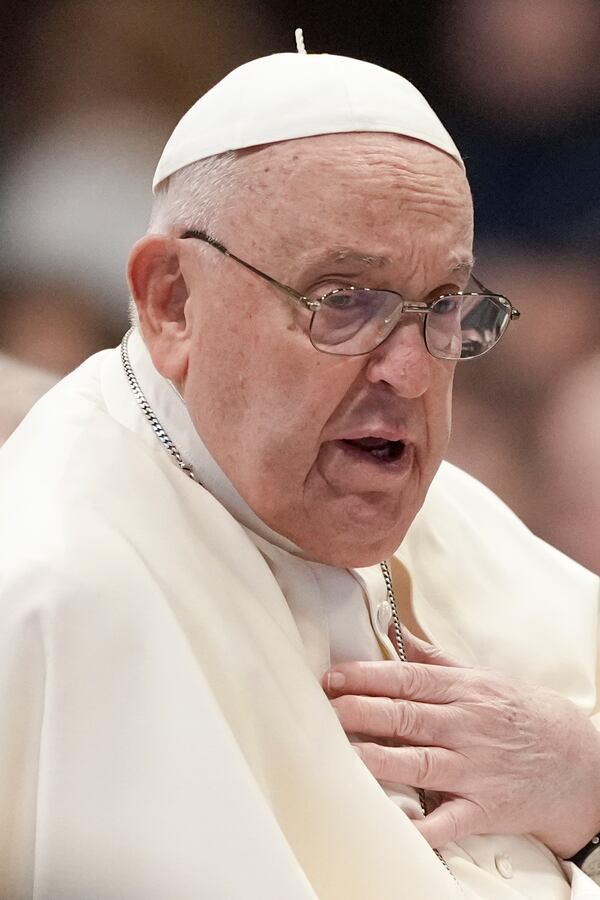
324, 660, 471, 703
399, 625, 465, 668
353, 742, 468, 792
332, 694, 461, 747
413, 798, 485, 849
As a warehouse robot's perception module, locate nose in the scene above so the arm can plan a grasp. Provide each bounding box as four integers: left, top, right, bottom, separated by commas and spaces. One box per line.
363, 319, 432, 398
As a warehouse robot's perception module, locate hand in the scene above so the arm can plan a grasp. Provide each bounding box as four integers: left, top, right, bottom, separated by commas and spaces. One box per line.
324, 628, 600, 856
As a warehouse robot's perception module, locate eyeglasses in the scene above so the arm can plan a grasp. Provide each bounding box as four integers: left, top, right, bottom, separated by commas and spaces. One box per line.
180, 229, 520, 360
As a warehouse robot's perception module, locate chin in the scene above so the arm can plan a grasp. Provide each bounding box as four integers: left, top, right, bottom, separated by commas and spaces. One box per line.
268, 482, 427, 568
290, 512, 413, 569
306, 536, 407, 569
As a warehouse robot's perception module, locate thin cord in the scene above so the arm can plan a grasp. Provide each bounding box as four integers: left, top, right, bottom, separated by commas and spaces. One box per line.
295, 27, 307, 54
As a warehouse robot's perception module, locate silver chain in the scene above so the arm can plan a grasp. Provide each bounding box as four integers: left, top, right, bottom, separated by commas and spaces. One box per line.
121, 328, 457, 888
120, 329, 196, 481
380, 559, 407, 662
381, 559, 458, 885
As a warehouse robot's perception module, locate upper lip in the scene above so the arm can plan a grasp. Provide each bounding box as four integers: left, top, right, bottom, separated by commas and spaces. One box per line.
337, 428, 411, 443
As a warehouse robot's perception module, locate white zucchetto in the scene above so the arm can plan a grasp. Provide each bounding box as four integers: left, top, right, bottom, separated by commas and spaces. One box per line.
153, 51, 463, 191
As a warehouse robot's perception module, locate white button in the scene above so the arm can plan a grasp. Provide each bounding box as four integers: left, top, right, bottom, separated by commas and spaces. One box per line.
377, 600, 392, 632
495, 854, 513, 879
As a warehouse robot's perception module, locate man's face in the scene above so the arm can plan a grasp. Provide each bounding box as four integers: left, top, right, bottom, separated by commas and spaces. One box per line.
177, 133, 473, 566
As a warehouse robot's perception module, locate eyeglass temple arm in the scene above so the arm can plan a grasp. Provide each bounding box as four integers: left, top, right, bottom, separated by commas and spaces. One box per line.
180, 229, 311, 308
470, 272, 520, 320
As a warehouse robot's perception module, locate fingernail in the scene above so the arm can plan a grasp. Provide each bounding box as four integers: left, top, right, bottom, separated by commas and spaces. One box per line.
327, 671, 346, 691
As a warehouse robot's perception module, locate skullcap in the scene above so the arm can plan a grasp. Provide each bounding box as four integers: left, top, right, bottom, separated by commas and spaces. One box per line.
153, 52, 463, 192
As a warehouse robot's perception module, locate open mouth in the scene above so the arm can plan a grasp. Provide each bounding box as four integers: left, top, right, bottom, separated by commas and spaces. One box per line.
340, 436, 406, 462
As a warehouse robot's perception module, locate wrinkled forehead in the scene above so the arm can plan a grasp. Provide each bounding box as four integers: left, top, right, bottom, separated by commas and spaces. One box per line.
238, 131, 468, 188
218, 133, 473, 260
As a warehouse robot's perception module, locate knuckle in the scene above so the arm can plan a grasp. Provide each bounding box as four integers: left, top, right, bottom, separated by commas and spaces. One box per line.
380, 698, 397, 736
351, 697, 370, 733
445, 806, 462, 843
414, 747, 436, 785
402, 663, 427, 697
362, 741, 389, 778
390, 699, 418, 740
470, 800, 491, 834
442, 800, 482, 845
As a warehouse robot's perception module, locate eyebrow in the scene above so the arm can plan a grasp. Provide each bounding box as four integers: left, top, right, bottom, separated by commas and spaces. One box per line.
451, 258, 475, 280
311, 248, 475, 278
312, 248, 392, 269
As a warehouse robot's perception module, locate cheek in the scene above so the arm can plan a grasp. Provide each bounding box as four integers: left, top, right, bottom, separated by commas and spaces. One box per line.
184, 296, 354, 480
244, 347, 353, 469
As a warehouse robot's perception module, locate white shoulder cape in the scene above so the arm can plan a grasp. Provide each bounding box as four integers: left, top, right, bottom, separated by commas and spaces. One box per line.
0, 347, 597, 900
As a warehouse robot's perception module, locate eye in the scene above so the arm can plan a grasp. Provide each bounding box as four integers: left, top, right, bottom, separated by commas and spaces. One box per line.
432, 296, 461, 315
324, 290, 359, 310
307, 281, 356, 302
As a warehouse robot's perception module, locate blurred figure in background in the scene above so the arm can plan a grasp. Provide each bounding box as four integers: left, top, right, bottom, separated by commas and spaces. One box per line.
438, 0, 600, 571
535, 354, 600, 574
0, 354, 56, 445
437, 0, 600, 254
447, 247, 600, 530
0, 0, 279, 373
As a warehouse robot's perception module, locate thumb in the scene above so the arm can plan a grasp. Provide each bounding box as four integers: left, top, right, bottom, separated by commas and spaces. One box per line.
397, 624, 464, 668
414, 798, 484, 849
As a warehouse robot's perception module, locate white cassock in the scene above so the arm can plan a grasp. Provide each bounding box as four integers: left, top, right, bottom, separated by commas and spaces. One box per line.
0, 328, 598, 900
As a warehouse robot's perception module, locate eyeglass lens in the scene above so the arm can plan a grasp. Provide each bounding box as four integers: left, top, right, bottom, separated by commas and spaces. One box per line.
310, 290, 511, 359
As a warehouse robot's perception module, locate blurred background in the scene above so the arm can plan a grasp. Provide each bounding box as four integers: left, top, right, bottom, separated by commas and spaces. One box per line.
1, 0, 599, 572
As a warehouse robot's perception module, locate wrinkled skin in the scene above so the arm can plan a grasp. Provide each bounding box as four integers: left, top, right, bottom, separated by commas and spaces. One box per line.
133, 132, 473, 567
324, 629, 600, 857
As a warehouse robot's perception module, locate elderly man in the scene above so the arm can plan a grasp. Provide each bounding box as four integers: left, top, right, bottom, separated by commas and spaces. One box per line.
0, 50, 599, 900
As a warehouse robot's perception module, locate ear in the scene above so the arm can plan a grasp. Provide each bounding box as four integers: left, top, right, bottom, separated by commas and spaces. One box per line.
127, 234, 190, 383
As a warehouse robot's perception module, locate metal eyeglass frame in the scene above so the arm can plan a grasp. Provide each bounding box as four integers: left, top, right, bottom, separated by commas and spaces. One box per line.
180, 228, 520, 358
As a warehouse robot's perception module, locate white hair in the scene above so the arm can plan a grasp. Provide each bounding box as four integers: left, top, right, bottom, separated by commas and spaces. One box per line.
147, 151, 240, 235
129, 151, 241, 324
